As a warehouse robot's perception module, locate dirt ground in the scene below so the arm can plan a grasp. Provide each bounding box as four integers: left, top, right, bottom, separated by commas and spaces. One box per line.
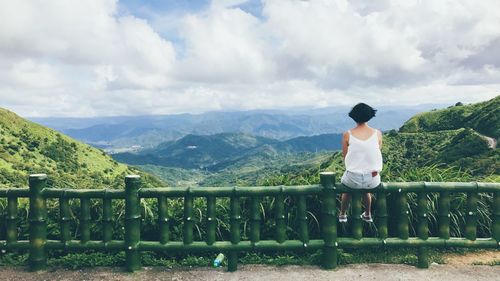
0, 250, 498, 281
0, 263, 498, 281
445, 250, 500, 265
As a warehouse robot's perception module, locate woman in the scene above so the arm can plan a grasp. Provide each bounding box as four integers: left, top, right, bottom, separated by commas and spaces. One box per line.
338, 103, 383, 223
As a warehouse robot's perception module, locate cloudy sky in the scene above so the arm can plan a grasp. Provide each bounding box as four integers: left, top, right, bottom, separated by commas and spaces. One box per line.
0, 0, 499, 117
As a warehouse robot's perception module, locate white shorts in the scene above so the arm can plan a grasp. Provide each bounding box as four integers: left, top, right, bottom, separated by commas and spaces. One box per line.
341, 170, 381, 189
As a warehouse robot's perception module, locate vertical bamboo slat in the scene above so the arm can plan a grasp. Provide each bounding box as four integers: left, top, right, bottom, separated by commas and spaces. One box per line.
492, 192, 500, 242
351, 191, 362, 239
438, 191, 451, 240
250, 196, 261, 244
6, 196, 18, 244
416, 191, 429, 240
206, 196, 216, 245
158, 196, 169, 244
320, 172, 337, 269
28, 174, 47, 271
465, 191, 478, 241
80, 198, 91, 243
59, 196, 71, 244
297, 195, 309, 244
228, 193, 241, 272
396, 190, 409, 240
183, 190, 194, 245
102, 197, 112, 243
375, 190, 388, 239
125, 175, 141, 272
416, 188, 429, 268
275, 190, 286, 243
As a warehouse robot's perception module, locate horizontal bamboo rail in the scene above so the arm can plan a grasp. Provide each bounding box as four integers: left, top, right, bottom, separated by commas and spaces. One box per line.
0, 173, 498, 272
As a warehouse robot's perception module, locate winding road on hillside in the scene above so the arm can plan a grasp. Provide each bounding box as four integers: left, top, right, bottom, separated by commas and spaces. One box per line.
480, 134, 497, 149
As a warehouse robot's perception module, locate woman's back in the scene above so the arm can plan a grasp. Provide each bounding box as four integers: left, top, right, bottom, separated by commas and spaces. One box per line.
344, 126, 383, 174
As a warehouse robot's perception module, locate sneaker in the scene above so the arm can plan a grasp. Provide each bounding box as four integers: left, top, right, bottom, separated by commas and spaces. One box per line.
360, 212, 373, 223
338, 214, 347, 223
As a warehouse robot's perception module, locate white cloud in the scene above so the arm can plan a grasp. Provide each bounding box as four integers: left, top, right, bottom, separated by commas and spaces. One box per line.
176, 6, 275, 83
0, 0, 176, 91
7, 59, 61, 89
0, 0, 499, 117
262, 0, 427, 87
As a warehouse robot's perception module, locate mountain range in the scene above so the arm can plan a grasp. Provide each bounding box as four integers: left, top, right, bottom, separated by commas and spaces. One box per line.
112, 132, 342, 171
114, 96, 499, 185
30, 104, 442, 151
1, 97, 497, 189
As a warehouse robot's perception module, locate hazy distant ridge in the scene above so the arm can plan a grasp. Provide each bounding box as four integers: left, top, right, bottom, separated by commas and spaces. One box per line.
31, 105, 441, 150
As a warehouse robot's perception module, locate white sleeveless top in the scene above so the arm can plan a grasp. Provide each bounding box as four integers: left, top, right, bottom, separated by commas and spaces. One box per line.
345, 129, 383, 174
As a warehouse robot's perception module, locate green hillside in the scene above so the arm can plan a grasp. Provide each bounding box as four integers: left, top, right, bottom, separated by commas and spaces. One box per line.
0, 108, 162, 188
134, 149, 332, 187
382, 129, 497, 177
393, 96, 499, 177
400, 96, 500, 139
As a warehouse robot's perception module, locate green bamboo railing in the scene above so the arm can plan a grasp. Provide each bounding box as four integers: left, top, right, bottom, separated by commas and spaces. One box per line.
0, 173, 499, 272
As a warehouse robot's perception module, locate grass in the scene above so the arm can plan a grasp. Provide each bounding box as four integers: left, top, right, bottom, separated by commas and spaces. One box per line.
0, 248, 449, 269
472, 260, 500, 266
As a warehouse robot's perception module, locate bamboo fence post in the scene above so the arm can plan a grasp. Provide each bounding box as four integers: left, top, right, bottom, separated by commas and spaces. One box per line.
351, 191, 362, 239
416, 186, 429, 268
250, 196, 261, 244
28, 174, 48, 271
375, 188, 388, 239
158, 196, 169, 244
206, 196, 216, 245
465, 189, 478, 241
228, 190, 241, 272
492, 192, 500, 242
183, 189, 194, 245
80, 198, 91, 243
102, 197, 113, 243
320, 172, 337, 269
125, 175, 141, 272
396, 189, 409, 239
6, 194, 18, 245
297, 195, 309, 245
438, 191, 451, 240
275, 189, 287, 243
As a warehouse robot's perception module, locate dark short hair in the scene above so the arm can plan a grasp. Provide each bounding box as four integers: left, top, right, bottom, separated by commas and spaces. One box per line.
348, 103, 377, 123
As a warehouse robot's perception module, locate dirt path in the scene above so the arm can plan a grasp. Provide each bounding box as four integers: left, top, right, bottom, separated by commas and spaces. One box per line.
445, 250, 500, 265
0, 264, 499, 281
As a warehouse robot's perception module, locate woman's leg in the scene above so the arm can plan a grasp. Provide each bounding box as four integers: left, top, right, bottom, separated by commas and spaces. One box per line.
362, 193, 372, 216
340, 193, 351, 215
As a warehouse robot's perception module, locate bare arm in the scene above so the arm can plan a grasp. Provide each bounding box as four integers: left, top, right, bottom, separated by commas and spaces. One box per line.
377, 130, 383, 149
342, 132, 349, 160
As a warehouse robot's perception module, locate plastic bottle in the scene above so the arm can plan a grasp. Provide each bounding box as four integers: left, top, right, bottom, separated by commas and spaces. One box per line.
213, 253, 225, 267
